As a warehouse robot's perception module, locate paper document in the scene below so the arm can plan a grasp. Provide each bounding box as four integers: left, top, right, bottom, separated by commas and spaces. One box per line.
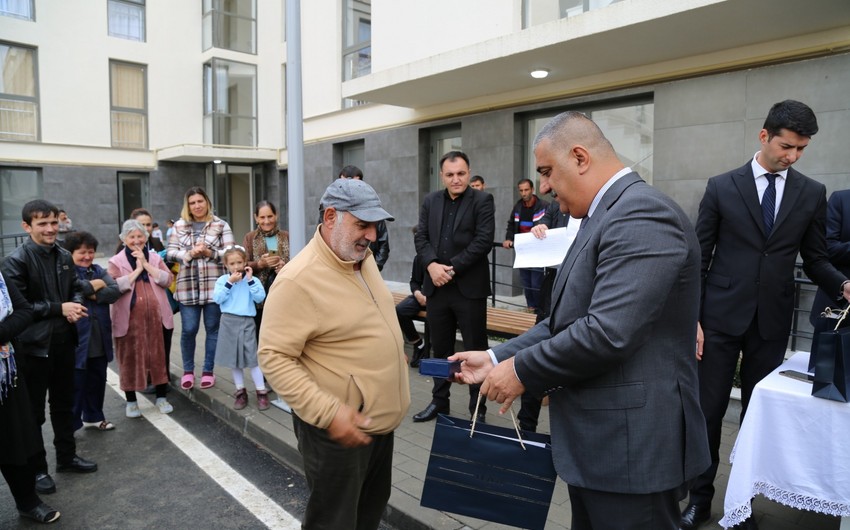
512, 217, 581, 268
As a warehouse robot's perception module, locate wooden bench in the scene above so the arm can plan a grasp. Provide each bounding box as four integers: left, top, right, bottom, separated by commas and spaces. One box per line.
391, 291, 537, 341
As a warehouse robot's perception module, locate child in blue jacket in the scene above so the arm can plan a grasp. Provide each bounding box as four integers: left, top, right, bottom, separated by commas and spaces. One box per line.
213, 246, 268, 410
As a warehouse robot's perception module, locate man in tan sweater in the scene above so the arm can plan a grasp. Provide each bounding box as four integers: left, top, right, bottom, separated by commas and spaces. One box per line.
259, 178, 410, 530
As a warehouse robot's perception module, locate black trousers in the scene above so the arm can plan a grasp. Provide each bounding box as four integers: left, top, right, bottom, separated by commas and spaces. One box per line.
688, 314, 787, 506
568, 483, 685, 530
426, 283, 487, 414
1, 457, 40, 511
395, 295, 424, 343
292, 414, 394, 530
18, 341, 78, 472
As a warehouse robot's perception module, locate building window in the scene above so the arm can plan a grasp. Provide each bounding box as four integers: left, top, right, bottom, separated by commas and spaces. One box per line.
0, 167, 42, 238
0, 0, 34, 20
108, 0, 145, 42
342, 0, 370, 108
522, 0, 622, 28
110, 61, 147, 149
525, 101, 653, 184
203, 58, 257, 147
281, 64, 287, 148
202, 0, 257, 54
0, 42, 39, 142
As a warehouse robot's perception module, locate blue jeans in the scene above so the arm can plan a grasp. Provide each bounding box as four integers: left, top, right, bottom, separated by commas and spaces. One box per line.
520, 267, 543, 310
179, 303, 221, 373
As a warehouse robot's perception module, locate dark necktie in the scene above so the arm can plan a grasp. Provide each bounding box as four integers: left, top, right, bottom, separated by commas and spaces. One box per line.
762, 173, 778, 236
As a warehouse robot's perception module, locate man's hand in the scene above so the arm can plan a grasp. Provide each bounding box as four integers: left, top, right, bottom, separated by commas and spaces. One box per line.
413, 290, 426, 306
62, 302, 88, 323
449, 350, 494, 385
696, 321, 704, 361
502, 240, 513, 249
480, 358, 526, 415
327, 403, 373, 448
531, 224, 549, 239
427, 262, 454, 288
843, 280, 850, 303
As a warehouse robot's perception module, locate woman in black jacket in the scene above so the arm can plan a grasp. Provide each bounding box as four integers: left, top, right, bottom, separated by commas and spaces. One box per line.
0, 271, 61, 523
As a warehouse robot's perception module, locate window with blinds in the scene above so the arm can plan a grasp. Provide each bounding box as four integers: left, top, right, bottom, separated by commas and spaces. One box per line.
0, 43, 39, 142
110, 61, 147, 149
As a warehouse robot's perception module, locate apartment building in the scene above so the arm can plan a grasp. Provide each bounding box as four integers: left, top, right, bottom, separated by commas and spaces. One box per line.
1, 0, 848, 284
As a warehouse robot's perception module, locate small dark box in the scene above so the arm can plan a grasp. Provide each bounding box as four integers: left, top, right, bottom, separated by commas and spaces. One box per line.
419, 359, 461, 378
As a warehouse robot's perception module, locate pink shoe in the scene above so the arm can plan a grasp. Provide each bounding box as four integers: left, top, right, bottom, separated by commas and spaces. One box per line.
180, 372, 194, 390
200, 372, 215, 389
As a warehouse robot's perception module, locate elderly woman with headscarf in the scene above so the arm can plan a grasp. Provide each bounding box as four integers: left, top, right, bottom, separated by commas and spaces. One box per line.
109, 219, 175, 418
242, 200, 290, 334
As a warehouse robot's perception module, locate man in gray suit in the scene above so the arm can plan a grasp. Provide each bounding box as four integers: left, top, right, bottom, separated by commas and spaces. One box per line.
452, 111, 710, 529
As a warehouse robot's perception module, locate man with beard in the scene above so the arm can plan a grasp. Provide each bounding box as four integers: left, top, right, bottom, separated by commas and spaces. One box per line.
258, 179, 410, 530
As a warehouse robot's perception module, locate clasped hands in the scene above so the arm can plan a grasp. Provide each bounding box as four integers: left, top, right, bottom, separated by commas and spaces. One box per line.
427, 263, 454, 288
62, 302, 88, 323
259, 253, 284, 273
449, 351, 526, 415
189, 241, 210, 259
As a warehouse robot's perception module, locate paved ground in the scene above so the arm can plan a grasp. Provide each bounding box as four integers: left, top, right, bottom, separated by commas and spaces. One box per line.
165, 279, 840, 530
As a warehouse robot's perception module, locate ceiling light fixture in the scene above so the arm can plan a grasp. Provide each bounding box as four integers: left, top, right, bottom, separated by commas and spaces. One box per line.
530, 69, 549, 79
213, 159, 222, 164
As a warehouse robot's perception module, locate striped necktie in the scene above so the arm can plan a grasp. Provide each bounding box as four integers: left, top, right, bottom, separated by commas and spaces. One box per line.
762, 173, 778, 236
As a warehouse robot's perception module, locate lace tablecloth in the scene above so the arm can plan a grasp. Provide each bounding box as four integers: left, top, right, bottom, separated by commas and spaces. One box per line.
721, 351, 850, 528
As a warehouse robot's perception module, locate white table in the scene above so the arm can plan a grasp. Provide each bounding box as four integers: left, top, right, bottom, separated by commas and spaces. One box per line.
722, 351, 850, 528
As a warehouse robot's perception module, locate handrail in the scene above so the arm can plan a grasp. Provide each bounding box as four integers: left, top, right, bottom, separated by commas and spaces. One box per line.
488, 243, 818, 351
0, 233, 30, 260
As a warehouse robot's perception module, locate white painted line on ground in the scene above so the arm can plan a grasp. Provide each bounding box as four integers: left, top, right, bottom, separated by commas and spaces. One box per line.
106, 368, 300, 530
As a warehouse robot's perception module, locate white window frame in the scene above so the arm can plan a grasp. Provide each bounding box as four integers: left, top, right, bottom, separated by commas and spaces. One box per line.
108, 0, 146, 42
0, 0, 35, 20
0, 41, 39, 142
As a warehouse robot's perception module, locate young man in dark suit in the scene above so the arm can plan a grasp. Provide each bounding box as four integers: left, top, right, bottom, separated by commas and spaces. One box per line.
809, 188, 850, 324
412, 151, 495, 423
682, 100, 850, 530
452, 111, 710, 528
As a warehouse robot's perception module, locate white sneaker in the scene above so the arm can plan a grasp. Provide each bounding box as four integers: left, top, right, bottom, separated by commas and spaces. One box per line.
126, 401, 141, 418
156, 397, 173, 414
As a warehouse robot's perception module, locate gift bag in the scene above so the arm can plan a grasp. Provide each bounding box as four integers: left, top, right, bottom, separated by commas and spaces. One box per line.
809, 305, 850, 371
811, 307, 850, 402
420, 406, 557, 530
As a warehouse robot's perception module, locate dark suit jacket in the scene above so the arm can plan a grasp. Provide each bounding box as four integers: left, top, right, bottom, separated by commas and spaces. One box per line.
493, 173, 709, 494
696, 163, 846, 340
809, 189, 850, 324
414, 187, 494, 299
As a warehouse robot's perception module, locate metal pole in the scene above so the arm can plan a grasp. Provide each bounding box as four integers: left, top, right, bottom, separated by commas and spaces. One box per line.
285, 0, 306, 255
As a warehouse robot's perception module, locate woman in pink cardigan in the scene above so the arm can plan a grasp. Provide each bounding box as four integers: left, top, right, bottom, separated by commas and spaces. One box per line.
109, 219, 175, 418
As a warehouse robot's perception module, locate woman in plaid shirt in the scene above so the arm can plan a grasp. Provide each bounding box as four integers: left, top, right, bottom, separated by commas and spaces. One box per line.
166, 187, 234, 391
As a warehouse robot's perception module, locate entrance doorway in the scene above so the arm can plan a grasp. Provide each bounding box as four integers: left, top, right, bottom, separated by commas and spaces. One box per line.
428, 126, 462, 192
208, 163, 259, 240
